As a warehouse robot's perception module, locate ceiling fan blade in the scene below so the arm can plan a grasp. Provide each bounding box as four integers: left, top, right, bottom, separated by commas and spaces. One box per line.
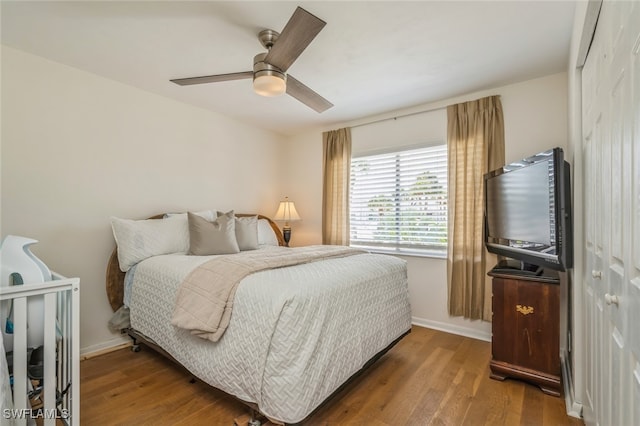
286, 75, 333, 113
170, 71, 253, 86
264, 7, 326, 72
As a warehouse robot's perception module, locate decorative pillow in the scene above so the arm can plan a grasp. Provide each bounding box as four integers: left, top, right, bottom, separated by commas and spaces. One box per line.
111, 216, 189, 272
257, 218, 279, 246
163, 210, 215, 255
216, 211, 259, 251
188, 211, 240, 255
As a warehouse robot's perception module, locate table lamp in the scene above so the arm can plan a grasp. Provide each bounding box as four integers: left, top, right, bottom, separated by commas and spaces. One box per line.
273, 197, 301, 247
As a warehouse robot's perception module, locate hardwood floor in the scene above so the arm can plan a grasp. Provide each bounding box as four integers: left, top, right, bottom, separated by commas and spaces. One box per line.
80, 326, 583, 425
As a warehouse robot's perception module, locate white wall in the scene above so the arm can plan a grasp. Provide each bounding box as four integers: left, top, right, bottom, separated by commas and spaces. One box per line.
0, 47, 285, 354
284, 72, 569, 340
0, 44, 571, 351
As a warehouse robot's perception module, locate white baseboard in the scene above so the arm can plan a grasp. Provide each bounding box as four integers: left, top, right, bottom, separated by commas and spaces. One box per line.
412, 317, 491, 342
561, 351, 583, 419
80, 334, 130, 359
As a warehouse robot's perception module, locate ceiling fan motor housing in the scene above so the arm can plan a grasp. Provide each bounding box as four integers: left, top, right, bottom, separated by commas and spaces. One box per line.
258, 29, 279, 50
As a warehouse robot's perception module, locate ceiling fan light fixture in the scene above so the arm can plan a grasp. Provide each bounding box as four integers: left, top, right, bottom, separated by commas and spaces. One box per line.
253, 52, 286, 97
253, 72, 286, 97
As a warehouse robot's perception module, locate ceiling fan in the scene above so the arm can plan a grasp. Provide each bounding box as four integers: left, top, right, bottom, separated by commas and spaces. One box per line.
170, 7, 333, 113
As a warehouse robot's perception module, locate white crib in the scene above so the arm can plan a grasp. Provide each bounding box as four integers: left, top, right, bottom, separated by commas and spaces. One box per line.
0, 273, 79, 426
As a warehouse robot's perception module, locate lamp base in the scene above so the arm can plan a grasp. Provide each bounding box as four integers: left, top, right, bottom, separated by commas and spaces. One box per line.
282, 227, 291, 247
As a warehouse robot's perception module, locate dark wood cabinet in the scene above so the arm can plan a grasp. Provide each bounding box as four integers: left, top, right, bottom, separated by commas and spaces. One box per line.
489, 269, 561, 396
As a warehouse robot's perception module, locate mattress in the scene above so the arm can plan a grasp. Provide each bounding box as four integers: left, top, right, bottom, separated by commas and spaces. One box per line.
128, 246, 411, 423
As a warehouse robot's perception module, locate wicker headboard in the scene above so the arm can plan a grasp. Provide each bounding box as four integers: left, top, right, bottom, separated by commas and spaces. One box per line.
105, 213, 285, 312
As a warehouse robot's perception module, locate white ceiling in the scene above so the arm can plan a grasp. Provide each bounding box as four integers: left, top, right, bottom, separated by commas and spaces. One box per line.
1, 1, 576, 136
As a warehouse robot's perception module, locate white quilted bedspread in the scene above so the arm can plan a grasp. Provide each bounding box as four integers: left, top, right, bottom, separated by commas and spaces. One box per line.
129, 246, 411, 423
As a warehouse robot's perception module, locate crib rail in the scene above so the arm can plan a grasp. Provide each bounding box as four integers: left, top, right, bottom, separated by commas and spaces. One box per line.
1, 273, 79, 426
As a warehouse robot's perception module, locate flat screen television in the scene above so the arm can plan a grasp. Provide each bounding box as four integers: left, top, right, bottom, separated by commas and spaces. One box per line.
484, 147, 573, 273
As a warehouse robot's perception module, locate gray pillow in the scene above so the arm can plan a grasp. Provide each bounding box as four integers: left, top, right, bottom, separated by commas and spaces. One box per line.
217, 211, 259, 251
188, 211, 240, 255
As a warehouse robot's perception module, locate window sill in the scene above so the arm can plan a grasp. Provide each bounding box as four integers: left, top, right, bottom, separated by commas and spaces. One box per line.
350, 245, 447, 260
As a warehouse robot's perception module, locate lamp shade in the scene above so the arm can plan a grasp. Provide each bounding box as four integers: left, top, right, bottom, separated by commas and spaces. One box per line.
273, 197, 301, 223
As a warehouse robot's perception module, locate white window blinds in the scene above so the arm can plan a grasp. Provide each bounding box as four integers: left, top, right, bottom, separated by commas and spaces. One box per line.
350, 144, 448, 254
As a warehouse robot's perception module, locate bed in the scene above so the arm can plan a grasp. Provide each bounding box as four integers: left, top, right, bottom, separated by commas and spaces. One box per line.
105, 212, 412, 424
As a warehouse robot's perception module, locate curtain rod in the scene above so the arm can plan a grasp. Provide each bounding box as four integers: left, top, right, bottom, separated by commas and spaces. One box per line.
350, 105, 447, 129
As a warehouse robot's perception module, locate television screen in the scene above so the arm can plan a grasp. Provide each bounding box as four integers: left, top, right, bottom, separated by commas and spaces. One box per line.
484, 148, 572, 272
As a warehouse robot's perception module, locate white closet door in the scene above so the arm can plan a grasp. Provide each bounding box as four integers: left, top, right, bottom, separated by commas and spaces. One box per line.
628, 1, 640, 423
581, 1, 640, 425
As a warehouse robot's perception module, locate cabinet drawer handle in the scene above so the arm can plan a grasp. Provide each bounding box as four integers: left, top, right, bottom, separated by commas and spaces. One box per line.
604, 293, 619, 306
516, 304, 534, 315
592, 270, 602, 279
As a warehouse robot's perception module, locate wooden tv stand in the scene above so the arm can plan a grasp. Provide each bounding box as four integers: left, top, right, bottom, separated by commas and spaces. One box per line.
489, 267, 561, 396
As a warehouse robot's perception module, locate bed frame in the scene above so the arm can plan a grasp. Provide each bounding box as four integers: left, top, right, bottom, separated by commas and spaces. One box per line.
105, 213, 409, 425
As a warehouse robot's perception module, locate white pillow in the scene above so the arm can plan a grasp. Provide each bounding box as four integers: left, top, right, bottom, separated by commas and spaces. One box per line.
111, 216, 189, 272
257, 219, 279, 246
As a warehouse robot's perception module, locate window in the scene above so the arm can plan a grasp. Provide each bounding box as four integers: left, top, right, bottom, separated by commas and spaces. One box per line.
349, 144, 447, 255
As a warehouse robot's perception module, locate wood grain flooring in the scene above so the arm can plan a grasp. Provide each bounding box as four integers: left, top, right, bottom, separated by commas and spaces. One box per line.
80, 326, 583, 425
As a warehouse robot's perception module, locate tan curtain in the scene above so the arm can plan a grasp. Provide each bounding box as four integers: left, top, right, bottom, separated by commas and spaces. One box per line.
447, 96, 505, 321
322, 128, 352, 245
